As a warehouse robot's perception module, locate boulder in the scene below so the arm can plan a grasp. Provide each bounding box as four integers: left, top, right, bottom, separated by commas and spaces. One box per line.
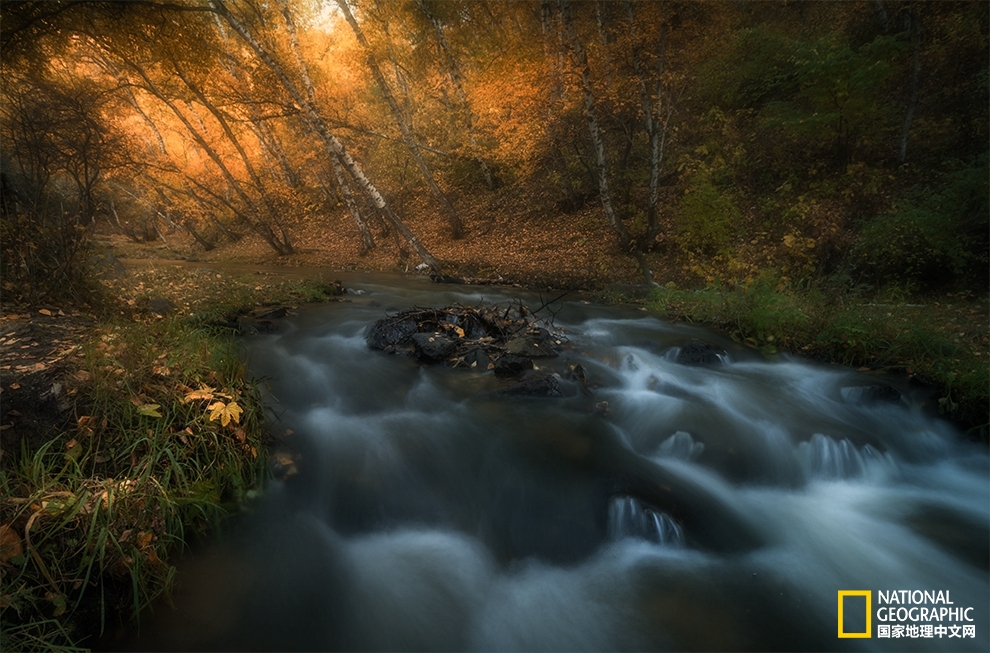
841, 385, 904, 406
669, 341, 727, 366
460, 348, 493, 370
411, 332, 458, 361
505, 335, 558, 358
497, 374, 562, 398
367, 317, 418, 350
494, 353, 534, 376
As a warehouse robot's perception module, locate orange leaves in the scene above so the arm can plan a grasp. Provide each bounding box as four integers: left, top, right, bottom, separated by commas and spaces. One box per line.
183, 384, 242, 428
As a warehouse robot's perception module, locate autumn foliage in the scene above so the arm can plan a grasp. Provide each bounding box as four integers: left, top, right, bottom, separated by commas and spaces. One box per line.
1, 0, 986, 300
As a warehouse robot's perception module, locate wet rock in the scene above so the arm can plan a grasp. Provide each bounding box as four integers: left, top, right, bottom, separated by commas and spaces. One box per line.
646, 376, 698, 401
460, 348, 492, 370
566, 363, 592, 395
367, 317, 419, 350
505, 335, 558, 358
497, 374, 562, 398
841, 385, 904, 406
411, 332, 457, 361
250, 306, 289, 320
147, 297, 175, 316
238, 318, 278, 334
493, 354, 534, 376
668, 341, 727, 366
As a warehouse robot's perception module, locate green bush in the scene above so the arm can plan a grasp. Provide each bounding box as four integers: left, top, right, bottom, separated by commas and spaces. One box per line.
675, 177, 741, 257
853, 158, 989, 288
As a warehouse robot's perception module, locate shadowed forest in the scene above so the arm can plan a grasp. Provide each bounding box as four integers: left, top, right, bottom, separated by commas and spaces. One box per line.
0, 1, 987, 650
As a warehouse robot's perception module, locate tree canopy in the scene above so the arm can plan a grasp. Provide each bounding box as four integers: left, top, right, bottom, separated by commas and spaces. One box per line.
2, 0, 986, 302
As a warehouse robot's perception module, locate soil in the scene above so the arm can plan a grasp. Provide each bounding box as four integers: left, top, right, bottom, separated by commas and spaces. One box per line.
0, 310, 96, 466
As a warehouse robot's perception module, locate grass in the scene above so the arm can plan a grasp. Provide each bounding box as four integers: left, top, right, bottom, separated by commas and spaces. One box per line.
0, 268, 343, 651
646, 274, 989, 439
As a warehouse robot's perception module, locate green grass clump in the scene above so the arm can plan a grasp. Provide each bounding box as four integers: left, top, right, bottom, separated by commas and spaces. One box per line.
0, 313, 276, 649
648, 276, 989, 438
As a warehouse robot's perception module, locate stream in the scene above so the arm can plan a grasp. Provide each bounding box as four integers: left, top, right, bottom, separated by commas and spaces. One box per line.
146, 273, 988, 651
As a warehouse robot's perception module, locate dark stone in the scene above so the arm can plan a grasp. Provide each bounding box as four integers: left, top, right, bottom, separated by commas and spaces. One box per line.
461, 348, 492, 370
238, 318, 278, 335
366, 317, 418, 350
841, 385, 904, 406
670, 341, 727, 366
497, 374, 562, 398
505, 336, 558, 358
411, 332, 458, 361
147, 297, 175, 316
249, 306, 289, 320
464, 317, 489, 340
494, 354, 534, 376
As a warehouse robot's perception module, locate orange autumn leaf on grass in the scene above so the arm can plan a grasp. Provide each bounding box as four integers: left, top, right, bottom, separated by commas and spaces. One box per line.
207, 400, 243, 427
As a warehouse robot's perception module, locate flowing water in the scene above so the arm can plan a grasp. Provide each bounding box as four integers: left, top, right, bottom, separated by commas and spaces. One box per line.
148, 274, 988, 652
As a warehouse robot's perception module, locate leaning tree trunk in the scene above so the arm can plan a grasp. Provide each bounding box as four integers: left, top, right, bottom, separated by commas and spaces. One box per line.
119, 54, 292, 255
335, 0, 464, 239
171, 59, 294, 253
211, 0, 443, 273
332, 157, 375, 253
277, 0, 373, 253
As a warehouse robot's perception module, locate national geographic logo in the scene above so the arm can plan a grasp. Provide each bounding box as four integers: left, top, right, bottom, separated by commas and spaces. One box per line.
838, 590, 978, 640
837, 591, 871, 638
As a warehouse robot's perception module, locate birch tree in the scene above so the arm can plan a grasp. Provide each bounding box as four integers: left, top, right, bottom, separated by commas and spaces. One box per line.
209, 0, 442, 272
334, 0, 464, 239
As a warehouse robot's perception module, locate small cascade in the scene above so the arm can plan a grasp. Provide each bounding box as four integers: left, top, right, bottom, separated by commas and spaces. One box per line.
657, 431, 705, 461
798, 433, 895, 479
607, 496, 684, 546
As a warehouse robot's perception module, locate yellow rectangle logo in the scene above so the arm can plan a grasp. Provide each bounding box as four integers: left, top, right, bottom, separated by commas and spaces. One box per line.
838, 590, 872, 638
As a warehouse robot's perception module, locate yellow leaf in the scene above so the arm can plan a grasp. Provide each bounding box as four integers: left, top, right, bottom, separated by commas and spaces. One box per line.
208, 400, 243, 427
183, 385, 215, 403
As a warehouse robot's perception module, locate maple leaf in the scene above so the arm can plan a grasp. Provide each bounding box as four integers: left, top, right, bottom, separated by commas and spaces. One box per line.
183, 385, 215, 403
207, 400, 243, 427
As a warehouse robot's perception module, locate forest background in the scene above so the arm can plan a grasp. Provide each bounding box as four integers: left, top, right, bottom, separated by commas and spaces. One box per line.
0, 0, 987, 648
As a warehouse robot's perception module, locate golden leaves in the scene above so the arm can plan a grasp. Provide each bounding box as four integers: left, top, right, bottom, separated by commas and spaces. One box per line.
207, 400, 243, 427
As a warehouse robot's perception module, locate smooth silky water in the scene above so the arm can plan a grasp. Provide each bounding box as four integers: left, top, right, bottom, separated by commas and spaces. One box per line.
145, 274, 988, 652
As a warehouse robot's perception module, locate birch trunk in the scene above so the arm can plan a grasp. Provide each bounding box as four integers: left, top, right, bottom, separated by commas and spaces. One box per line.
278, 0, 372, 251
335, 0, 464, 239
332, 157, 375, 253
211, 0, 442, 272
625, 0, 668, 245
559, 0, 631, 249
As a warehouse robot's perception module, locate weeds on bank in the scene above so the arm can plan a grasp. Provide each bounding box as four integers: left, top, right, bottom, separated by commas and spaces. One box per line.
647, 275, 989, 438
1, 273, 341, 650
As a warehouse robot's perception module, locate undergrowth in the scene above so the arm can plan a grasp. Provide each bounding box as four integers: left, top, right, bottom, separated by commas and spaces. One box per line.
0, 272, 342, 651
647, 275, 989, 439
